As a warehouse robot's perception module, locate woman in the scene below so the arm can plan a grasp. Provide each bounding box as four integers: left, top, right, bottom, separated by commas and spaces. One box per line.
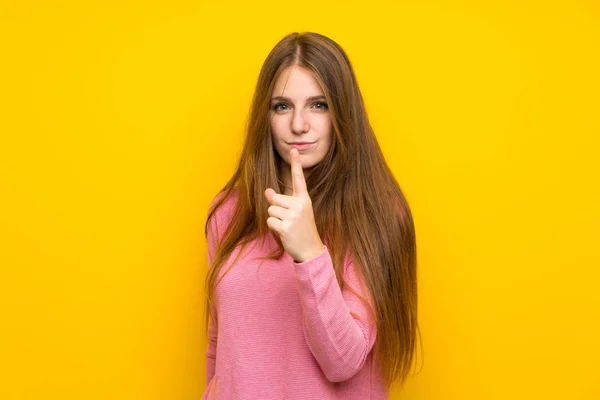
203, 32, 420, 399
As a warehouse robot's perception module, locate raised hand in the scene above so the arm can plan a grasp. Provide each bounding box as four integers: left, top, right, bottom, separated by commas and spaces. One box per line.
264, 148, 326, 263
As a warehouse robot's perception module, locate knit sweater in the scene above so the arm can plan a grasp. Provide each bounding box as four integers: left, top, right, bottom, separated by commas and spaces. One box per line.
202, 188, 388, 399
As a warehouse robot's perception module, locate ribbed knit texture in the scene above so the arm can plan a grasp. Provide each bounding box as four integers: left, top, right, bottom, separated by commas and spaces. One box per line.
202, 188, 388, 399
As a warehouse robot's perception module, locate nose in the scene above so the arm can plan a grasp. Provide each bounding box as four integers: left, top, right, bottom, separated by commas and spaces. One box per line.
291, 109, 309, 134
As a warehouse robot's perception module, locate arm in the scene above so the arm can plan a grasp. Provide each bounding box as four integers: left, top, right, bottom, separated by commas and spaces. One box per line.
206, 306, 217, 385
293, 246, 377, 383
205, 208, 219, 385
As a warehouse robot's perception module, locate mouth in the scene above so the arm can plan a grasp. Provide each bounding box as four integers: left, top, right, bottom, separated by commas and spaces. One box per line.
288, 142, 316, 151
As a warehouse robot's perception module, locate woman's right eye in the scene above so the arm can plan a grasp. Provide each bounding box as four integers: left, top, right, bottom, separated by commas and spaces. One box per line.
273, 103, 288, 111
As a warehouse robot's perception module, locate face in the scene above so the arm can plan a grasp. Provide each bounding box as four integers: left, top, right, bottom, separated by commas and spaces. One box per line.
269, 65, 333, 169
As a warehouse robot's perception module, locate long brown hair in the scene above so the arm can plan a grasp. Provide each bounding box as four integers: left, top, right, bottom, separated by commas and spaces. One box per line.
204, 31, 422, 390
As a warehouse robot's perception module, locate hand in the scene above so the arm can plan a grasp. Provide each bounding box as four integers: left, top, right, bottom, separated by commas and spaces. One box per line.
265, 148, 325, 263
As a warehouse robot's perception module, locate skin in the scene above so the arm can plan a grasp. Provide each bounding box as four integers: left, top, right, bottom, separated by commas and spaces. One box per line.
264, 65, 333, 262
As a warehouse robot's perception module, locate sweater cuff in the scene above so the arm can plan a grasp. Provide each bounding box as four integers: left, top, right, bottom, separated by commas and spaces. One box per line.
292, 245, 328, 266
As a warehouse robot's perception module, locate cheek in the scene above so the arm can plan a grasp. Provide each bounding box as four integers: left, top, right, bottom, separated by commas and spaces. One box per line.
317, 117, 333, 140
271, 121, 286, 141
317, 114, 332, 130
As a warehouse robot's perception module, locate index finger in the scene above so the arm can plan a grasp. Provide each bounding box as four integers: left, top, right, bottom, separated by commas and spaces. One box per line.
291, 148, 308, 197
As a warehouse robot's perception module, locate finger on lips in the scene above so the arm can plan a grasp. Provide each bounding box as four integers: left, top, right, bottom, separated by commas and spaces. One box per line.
264, 148, 308, 210
291, 149, 307, 196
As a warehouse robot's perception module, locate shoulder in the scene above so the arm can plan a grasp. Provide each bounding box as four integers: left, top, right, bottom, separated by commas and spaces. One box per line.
211, 186, 240, 211
208, 186, 241, 231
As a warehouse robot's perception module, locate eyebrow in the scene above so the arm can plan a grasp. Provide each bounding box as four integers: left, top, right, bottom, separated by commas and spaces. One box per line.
270, 95, 326, 103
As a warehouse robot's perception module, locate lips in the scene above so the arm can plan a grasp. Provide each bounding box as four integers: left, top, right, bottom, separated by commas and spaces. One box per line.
288, 142, 315, 151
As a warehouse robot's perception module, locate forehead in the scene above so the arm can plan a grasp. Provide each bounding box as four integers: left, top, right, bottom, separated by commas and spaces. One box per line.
272, 65, 324, 97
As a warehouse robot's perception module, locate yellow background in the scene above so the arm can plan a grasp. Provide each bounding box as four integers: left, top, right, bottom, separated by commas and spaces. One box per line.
1, 1, 598, 399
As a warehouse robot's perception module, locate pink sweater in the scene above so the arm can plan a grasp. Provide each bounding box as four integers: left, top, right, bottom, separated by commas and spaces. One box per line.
202, 188, 388, 399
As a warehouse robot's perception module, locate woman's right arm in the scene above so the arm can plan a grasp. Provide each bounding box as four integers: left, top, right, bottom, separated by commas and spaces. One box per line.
205, 206, 220, 385
206, 305, 217, 384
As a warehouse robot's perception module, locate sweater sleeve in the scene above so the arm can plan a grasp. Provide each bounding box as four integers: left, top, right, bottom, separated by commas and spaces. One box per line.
205, 207, 219, 386
292, 245, 377, 383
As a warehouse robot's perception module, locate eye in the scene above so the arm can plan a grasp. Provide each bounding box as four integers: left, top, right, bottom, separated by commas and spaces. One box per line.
313, 101, 328, 110
273, 102, 289, 111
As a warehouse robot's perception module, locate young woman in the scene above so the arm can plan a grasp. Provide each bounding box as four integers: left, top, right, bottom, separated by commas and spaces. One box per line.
203, 32, 420, 399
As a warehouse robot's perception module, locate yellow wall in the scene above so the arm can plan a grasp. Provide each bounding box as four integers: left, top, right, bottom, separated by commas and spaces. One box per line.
1, 1, 598, 399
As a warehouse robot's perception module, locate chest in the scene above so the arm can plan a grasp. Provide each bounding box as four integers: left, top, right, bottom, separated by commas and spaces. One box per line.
214, 237, 303, 320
